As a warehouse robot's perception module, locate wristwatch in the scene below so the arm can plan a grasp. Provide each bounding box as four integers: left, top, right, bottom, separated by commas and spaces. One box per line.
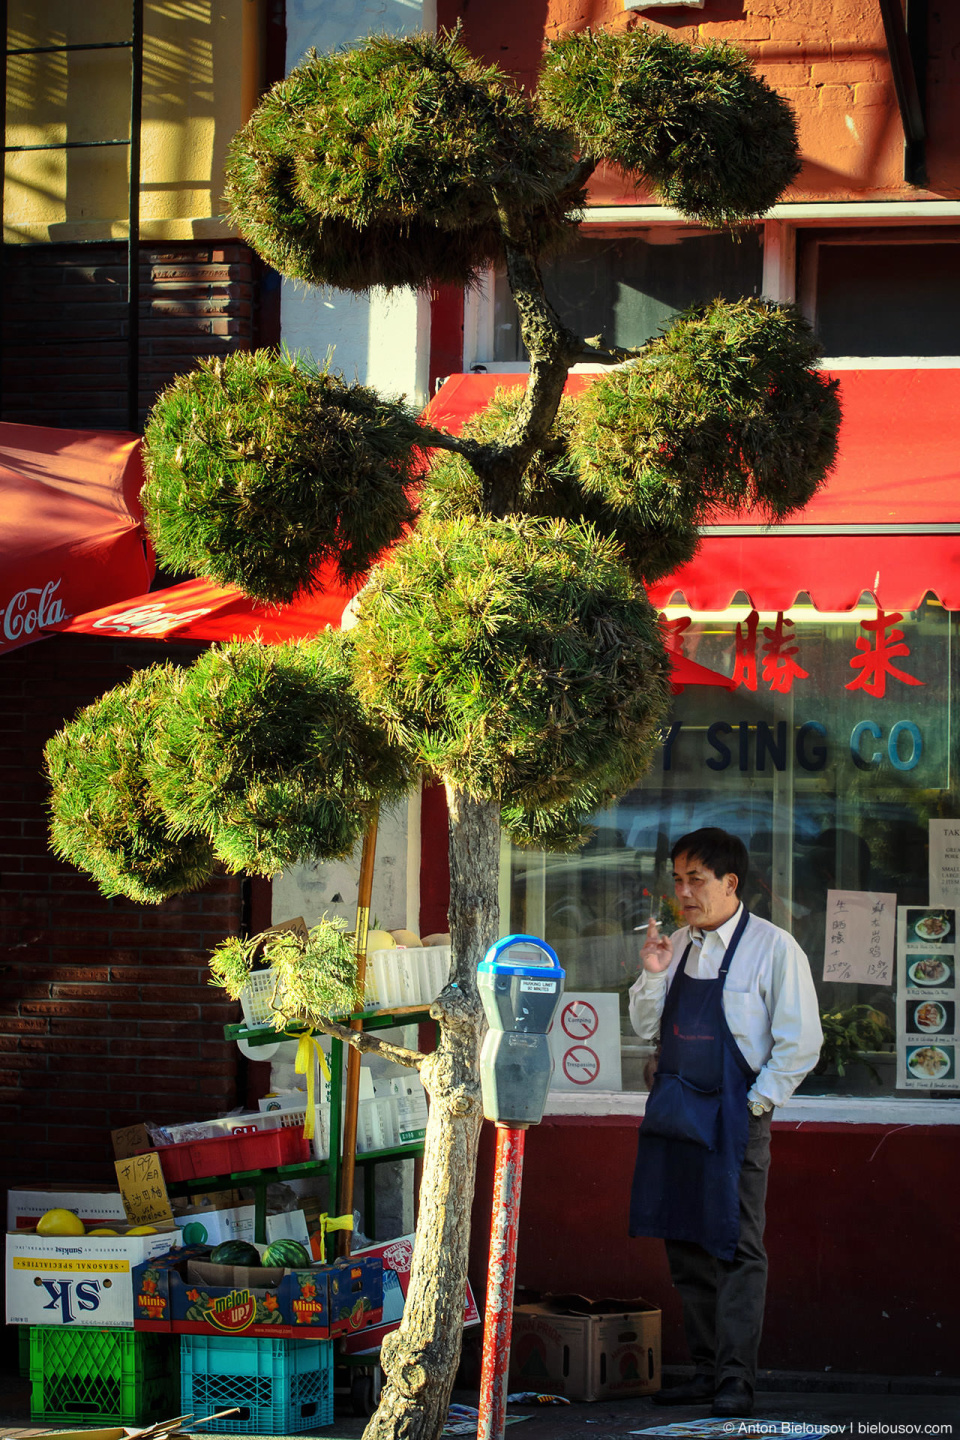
748, 1097, 772, 1117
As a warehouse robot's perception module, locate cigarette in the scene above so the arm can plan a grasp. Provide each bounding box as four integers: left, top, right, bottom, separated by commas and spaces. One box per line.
634, 917, 660, 932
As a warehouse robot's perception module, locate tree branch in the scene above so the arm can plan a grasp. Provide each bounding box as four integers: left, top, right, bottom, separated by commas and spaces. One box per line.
554, 153, 599, 204
417, 428, 487, 463
572, 335, 647, 366
296, 1017, 425, 1070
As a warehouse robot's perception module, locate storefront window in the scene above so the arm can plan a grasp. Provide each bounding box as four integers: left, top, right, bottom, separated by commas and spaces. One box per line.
493, 228, 764, 361
502, 595, 957, 1100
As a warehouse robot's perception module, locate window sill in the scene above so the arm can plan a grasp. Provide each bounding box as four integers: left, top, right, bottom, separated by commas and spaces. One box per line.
542, 1091, 960, 1125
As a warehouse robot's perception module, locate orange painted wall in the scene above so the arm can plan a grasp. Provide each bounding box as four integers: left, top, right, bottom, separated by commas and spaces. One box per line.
438, 0, 960, 201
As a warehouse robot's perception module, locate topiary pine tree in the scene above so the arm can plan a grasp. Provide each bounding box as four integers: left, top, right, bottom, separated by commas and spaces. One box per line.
45, 25, 840, 1440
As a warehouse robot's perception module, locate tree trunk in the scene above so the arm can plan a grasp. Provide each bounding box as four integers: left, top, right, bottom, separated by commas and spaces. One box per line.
363, 789, 501, 1440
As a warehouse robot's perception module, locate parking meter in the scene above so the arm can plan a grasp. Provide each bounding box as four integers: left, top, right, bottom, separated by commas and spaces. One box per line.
477, 934, 565, 1127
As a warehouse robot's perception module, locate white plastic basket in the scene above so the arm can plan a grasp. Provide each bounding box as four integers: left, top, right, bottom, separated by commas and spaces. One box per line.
239, 969, 283, 1028
369, 945, 451, 1008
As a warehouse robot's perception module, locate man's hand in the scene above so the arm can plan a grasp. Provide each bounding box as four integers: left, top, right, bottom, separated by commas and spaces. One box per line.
641, 915, 673, 973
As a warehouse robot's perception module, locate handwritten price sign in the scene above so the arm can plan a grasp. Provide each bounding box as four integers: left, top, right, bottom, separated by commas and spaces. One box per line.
822, 890, 896, 987
114, 1151, 174, 1226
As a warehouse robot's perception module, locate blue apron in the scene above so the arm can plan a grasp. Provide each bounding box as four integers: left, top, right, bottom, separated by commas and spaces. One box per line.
629, 907, 756, 1262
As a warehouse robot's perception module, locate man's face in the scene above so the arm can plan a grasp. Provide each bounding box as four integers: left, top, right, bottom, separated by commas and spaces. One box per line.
672, 851, 740, 932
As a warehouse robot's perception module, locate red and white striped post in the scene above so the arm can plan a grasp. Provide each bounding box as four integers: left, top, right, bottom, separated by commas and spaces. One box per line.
477, 1123, 527, 1440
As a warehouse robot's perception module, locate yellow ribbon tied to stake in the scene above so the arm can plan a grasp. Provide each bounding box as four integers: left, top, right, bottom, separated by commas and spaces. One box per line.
318, 1211, 354, 1263
294, 1031, 330, 1141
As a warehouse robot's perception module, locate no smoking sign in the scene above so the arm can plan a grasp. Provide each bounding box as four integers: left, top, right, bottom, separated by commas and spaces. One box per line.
549, 992, 622, 1093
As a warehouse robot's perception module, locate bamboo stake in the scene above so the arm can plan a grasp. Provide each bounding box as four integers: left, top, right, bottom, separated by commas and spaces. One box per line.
337, 809, 379, 1252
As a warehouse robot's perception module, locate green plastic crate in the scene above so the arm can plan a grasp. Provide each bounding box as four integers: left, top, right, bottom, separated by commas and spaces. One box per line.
29, 1326, 178, 1425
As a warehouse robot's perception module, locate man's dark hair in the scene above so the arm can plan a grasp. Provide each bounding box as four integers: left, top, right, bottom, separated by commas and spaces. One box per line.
671, 827, 749, 894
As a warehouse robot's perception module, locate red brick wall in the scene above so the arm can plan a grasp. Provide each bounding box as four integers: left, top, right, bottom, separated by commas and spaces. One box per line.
0, 635, 251, 1192
0, 240, 277, 432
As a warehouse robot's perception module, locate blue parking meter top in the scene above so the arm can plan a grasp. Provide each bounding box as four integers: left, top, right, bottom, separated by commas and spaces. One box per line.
478, 934, 564, 980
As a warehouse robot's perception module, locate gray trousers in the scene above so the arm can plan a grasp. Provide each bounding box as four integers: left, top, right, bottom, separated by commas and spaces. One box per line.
664, 1109, 772, 1389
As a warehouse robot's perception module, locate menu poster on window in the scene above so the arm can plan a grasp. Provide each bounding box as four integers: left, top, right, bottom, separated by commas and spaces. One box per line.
822, 890, 896, 986
929, 820, 960, 905
896, 905, 960, 1091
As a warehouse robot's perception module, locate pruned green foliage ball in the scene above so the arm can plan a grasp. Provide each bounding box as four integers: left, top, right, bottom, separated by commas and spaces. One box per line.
353, 514, 672, 807
501, 794, 596, 853
423, 387, 699, 584
142, 350, 422, 604
501, 754, 651, 853
45, 666, 217, 904
571, 300, 841, 558
537, 28, 800, 226
149, 634, 412, 877
210, 915, 361, 1022
225, 30, 580, 292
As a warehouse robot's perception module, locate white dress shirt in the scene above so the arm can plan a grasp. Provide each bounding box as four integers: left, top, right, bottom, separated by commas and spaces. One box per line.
628, 903, 823, 1110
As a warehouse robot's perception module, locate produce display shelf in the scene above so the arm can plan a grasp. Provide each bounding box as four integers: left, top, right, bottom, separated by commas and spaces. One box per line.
213, 1008, 434, 1244
222, 1003, 434, 1047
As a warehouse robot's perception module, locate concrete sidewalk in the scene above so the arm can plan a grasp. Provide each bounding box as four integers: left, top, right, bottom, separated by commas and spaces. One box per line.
2, 1370, 957, 1440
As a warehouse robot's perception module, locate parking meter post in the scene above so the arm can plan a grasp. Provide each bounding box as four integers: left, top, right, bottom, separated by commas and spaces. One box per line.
474, 935, 565, 1440
477, 1123, 526, 1440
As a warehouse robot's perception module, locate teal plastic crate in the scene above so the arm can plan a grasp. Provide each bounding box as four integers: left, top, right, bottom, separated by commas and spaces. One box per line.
29, 1326, 178, 1425
180, 1334, 334, 1433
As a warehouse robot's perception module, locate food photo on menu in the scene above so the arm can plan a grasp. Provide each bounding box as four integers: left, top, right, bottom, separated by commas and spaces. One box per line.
905, 1043, 956, 1082
908, 998, 955, 1035
906, 953, 955, 988
896, 903, 960, 1091
905, 906, 954, 944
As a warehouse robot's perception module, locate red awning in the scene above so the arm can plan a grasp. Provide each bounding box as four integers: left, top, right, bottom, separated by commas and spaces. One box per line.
55, 570, 363, 644
0, 422, 154, 657
422, 368, 960, 613
54, 572, 732, 690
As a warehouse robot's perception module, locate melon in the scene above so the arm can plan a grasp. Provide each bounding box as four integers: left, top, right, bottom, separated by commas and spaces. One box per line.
36, 1208, 85, 1236
261, 1237, 311, 1268
421, 932, 451, 947
365, 929, 396, 954
209, 1240, 262, 1267
389, 929, 421, 948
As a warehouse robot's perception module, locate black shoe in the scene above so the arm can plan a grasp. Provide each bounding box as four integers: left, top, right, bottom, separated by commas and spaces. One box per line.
711, 1377, 754, 1417
651, 1373, 715, 1406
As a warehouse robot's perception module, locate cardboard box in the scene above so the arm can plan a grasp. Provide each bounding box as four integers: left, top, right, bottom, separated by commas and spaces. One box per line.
340, 1233, 480, 1355
171, 1202, 308, 1248
132, 1251, 382, 1340
5, 1225, 181, 1328
508, 1294, 661, 1401
6, 1185, 128, 1232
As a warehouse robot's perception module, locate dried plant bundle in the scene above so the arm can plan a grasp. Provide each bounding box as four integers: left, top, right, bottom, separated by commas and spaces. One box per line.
210, 915, 362, 1022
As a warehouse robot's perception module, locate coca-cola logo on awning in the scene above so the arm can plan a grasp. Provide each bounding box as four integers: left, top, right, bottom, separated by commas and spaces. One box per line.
91, 602, 214, 636
0, 579, 66, 646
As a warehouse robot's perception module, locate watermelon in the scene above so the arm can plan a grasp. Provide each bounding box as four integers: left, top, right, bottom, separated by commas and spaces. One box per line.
209, 1240, 262, 1267
262, 1238, 311, 1268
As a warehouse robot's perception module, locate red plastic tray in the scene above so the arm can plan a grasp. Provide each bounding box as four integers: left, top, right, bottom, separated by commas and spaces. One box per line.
157, 1125, 310, 1182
